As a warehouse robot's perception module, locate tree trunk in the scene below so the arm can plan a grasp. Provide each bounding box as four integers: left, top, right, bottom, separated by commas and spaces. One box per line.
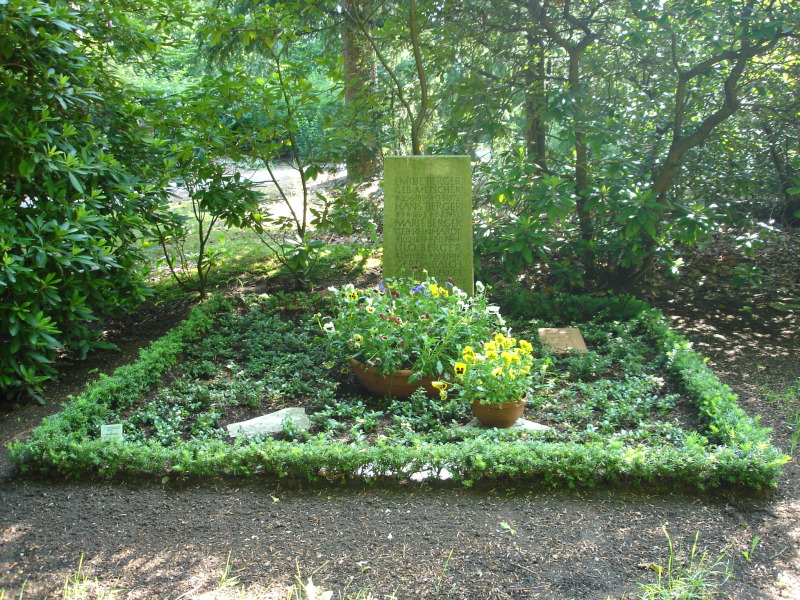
524, 27, 547, 171
408, 0, 428, 155
342, 0, 380, 180
566, 46, 597, 278
528, 0, 596, 275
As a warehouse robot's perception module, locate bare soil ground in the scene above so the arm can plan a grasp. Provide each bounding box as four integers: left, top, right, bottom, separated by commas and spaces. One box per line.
0, 230, 798, 600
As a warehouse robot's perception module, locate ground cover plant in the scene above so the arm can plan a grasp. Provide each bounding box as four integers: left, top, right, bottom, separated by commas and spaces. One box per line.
10, 287, 788, 488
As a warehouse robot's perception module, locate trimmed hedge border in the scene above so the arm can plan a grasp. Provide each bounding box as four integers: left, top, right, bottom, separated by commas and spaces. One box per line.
9, 296, 789, 488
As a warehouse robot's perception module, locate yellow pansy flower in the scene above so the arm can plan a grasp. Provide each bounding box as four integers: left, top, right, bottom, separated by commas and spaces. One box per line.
501, 351, 521, 366
491, 366, 503, 377
518, 340, 533, 355
454, 362, 468, 376
432, 380, 449, 400
462, 345, 476, 361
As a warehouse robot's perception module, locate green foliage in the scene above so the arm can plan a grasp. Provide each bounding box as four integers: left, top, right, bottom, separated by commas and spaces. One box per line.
550, 376, 678, 436
123, 378, 227, 446
496, 287, 650, 325
0, 0, 187, 399
8, 295, 222, 475
475, 152, 719, 288
311, 182, 381, 241
322, 276, 504, 379
312, 398, 384, 440
387, 387, 466, 435
730, 264, 766, 289
147, 75, 263, 298
455, 0, 800, 286
195, 5, 349, 286
114, 296, 337, 446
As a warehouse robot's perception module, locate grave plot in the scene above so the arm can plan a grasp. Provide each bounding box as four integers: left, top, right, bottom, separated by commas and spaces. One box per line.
11, 291, 788, 488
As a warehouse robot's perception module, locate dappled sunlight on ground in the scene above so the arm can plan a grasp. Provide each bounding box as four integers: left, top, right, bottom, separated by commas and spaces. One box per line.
765, 500, 800, 599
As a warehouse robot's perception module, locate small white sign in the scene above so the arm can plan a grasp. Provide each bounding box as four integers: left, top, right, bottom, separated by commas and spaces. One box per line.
100, 423, 124, 441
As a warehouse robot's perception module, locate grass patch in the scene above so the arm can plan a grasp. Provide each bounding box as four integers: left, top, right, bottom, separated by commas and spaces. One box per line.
636, 531, 731, 600
10, 290, 788, 488
142, 190, 378, 300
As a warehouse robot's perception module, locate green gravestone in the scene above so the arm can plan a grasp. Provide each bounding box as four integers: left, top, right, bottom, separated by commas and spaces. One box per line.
383, 156, 474, 294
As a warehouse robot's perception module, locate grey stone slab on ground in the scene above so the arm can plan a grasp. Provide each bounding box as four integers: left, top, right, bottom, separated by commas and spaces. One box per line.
227, 407, 311, 438
538, 327, 588, 353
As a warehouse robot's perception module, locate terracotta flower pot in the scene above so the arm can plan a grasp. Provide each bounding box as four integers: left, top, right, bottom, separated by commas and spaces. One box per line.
349, 358, 439, 398
471, 398, 527, 428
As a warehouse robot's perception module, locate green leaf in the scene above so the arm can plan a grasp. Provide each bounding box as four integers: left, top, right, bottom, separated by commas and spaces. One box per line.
67, 171, 84, 194
19, 159, 35, 178
522, 245, 533, 264
27, 352, 52, 364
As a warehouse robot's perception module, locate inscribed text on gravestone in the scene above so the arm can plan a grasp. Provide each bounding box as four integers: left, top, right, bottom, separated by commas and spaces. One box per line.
383, 156, 473, 293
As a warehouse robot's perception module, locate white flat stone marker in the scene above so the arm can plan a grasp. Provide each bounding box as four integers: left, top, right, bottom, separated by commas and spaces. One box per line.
456, 418, 551, 433
227, 407, 311, 438
538, 327, 588, 353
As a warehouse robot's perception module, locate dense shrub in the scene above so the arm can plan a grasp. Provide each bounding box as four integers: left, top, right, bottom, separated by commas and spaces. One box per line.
496, 287, 650, 325
0, 0, 175, 399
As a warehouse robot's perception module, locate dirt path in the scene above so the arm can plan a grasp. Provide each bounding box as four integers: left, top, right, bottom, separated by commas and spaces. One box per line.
0, 476, 789, 600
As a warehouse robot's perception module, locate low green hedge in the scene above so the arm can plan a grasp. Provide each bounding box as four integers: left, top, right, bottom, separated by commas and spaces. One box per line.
10, 295, 789, 488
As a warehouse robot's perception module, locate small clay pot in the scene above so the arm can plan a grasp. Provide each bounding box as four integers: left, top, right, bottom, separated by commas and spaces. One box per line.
471, 398, 526, 428
349, 358, 439, 398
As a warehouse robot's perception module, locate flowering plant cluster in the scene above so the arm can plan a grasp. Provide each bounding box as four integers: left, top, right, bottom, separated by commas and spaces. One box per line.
323, 275, 504, 380
450, 333, 548, 405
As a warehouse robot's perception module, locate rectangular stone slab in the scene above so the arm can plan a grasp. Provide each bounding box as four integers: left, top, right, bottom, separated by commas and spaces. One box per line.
538, 327, 588, 353
226, 407, 311, 438
383, 156, 474, 294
